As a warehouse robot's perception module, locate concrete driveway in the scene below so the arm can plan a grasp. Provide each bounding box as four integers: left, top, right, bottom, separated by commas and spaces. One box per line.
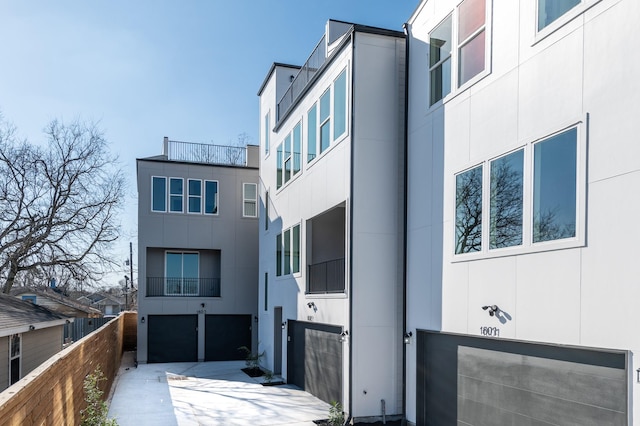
108, 353, 330, 426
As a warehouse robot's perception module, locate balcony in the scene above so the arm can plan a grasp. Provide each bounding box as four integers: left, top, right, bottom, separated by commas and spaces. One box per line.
307, 258, 345, 294
163, 139, 247, 166
146, 277, 221, 297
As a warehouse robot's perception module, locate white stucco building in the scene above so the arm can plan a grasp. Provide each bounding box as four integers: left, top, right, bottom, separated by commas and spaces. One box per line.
258, 20, 406, 421
406, 0, 639, 424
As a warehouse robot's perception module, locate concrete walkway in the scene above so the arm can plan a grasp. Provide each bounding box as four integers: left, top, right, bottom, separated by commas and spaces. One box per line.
107, 352, 331, 426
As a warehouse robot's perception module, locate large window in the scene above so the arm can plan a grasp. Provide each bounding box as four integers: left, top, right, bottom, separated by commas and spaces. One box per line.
428, 0, 490, 105
204, 180, 218, 215
169, 178, 184, 213
276, 224, 301, 276
319, 89, 331, 153
188, 179, 201, 214
429, 16, 452, 105
165, 252, 199, 296
538, 0, 581, 30
455, 165, 483, 254
490, 149, 524, 249
458, 0, 486, 86
152, 177, 166, 212
243, 183, 257, 218
276, 121, 302, 189
533, 128, 577, 242
454, 126, 580, 257
333, 69, 347, 140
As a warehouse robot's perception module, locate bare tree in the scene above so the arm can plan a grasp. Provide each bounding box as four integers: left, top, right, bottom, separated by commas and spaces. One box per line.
0, 117, 125, 294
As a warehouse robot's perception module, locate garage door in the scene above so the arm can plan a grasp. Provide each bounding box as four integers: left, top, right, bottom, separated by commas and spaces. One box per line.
417, 331, 628, 426
205, 314, 252, 361
287, 320, 342, 404
148, 315, 197, 363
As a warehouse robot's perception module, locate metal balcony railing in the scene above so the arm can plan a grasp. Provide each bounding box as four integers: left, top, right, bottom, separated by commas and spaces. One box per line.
277, 35, 327, 122
146, 277, 221, 297
164, 140, 247, 166
307, 258, 345, 294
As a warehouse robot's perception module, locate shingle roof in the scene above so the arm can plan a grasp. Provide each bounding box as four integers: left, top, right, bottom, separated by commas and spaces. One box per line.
0, 293, 67, 332
11, 287, 102, 315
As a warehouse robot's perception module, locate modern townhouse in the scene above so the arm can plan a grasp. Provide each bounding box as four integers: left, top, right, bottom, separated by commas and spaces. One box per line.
257, 20, 407, 422
405, 0, 639, 424
136, 138, 259, 364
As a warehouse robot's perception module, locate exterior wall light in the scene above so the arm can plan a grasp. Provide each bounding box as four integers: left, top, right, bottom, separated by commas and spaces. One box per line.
482, 305, 499, 316
281, 321, 287, 330
403, 331, 413, 344
29, 325, 36, 331
141, 316, 145, 324
340, 330, 349, 343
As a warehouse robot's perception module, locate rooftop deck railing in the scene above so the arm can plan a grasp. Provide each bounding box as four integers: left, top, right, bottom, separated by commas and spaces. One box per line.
277, 35, 327, 122
164, 139, 247, 166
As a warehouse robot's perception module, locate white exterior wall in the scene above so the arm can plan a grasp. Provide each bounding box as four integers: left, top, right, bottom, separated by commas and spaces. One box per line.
259, 28, 405, 420
406, 0, 640, 423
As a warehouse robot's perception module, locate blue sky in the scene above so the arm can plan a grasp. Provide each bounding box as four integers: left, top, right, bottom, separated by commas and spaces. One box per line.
0, 1, 418, 286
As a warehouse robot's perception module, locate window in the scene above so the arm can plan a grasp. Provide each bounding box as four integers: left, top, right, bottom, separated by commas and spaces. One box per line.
320, 89, 331, 153
188, 179, 202, 214
264, 272, 268, 311
533, 128, 577, 242
9, 334, 20, 386
538, 0, 580, 30
276, 224, 301, 276
307, 104, 317, 162
276, 233, 282, 276
264, 111, 270, 155
277, 144, 283, 189
490, 149, 524, 249
429, 16, 452, 105
204, 180, 218, 215
333, 69, 347, 140
21, 295, 36, 303
243, 183, 257, 218
169, 178, 183, 213
265, 191, 270, 231
455, 165, 483, 254
454, 125, 580, 257
293, 122, 301, 175
292, 224, 300, 273
458, 0, 486, 86
284, 134, 292, 183
152, 176, 166, 212
165, 252, 199, 296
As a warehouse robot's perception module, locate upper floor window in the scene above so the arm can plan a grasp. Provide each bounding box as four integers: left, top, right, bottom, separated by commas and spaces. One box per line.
307, 105, 317, 162
428, 0, 490, 105
538, 0, 580, 31
264, 111, 270, 156
152, 176, 166, 212
276, 121, 302, 189
333, 69, 347, 140
454, 125, 581, 258
319, 89, 331, 153
204, 180, 218, 215
429, 16, 452, 105
188, 179, 202, 214
276, 223, 301, 276
165, 252, 199, 296
243, 183, 257, 218
169, 178, 184, 213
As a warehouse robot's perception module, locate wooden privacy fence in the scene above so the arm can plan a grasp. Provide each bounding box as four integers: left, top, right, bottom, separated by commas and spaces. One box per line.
0, 312, 137, 426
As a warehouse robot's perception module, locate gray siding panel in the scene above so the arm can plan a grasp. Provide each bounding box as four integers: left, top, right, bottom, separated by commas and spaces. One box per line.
0, 336, 8, 392
21, 327, 63, 377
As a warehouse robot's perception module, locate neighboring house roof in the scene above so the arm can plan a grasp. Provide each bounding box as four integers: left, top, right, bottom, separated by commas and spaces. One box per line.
11, 287, 102, 316
78, 292, 124, 306
0, 293, 69, 337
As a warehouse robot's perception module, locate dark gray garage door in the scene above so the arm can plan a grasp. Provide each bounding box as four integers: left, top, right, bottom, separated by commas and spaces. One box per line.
287, 320, 342, 404
205, 314, 252, 361
148, 315, 197, 363
417, 331, 628, 426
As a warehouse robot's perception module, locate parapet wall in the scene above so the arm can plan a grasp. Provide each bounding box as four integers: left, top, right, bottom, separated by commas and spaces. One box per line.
0, 312, 137, 426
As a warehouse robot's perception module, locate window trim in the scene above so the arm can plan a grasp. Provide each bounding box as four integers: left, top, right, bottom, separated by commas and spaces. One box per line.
534, 0, 602, 43
187, 179, 202, 214
151, 176, 167, 213
204, 180, 219, 216
243, 183, 258, 218
168, 177, 184, 213
452, 117, 586, 262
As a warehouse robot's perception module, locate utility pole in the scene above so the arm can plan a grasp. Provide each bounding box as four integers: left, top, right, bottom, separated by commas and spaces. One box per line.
129, 242, 134, 309
124, 242, 134, 311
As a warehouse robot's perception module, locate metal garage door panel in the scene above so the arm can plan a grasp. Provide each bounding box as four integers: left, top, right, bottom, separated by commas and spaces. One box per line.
205, 314, 251, 361
417, 332, 628, 426
287, 321, 342, 404
148, 315, 197, 363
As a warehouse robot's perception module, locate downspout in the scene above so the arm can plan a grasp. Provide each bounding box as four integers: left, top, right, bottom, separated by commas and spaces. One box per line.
348, 29, 356, 421
401, 22, 411, 423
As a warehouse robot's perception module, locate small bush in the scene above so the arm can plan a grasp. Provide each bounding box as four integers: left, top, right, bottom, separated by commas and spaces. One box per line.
80, 366, 118, 426
328, 401, 344, 426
